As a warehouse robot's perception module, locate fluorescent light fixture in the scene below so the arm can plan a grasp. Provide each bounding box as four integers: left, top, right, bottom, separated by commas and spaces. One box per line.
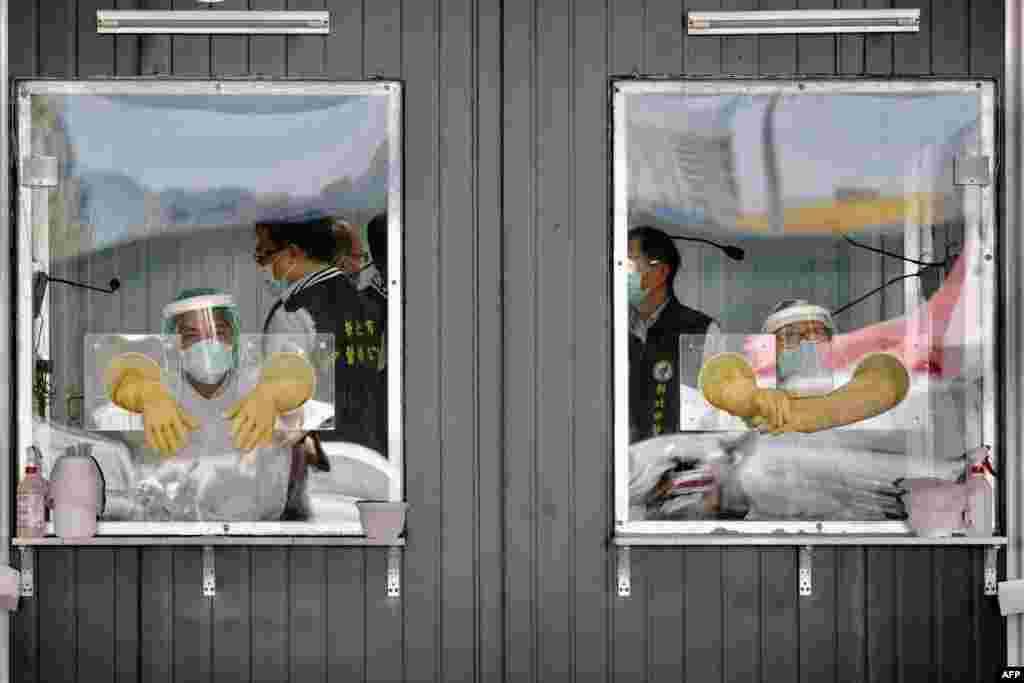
687, 9, 920, 35
96, 10, 330, 35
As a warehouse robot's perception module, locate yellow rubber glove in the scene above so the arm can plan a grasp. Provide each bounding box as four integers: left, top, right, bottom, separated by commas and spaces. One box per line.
227, 352, 316, 456
782, 352, 909, 433
698, 352, 795, 433
106, 352, 199, 457
698, 351, 909, 434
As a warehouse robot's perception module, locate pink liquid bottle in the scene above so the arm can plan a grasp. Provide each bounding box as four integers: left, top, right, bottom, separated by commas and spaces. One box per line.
964, 445, 996, 537
17, 448, 48, 538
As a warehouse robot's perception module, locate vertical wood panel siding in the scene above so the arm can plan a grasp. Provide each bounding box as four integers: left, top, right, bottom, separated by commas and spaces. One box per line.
9, 0, 1009, 681
1008, 0, 1024, 667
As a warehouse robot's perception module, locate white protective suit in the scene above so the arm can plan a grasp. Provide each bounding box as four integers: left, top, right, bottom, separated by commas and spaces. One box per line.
94, 367, 293, 522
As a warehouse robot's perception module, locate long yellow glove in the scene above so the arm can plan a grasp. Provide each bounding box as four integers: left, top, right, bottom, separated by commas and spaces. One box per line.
105, 352, 200, 457
698, 352, 793, 432
227, 352, 316, 456
782, 352, 910, 433
698, 351, 909, 434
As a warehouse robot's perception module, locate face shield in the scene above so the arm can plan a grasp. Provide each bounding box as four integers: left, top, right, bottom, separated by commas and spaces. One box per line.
763, 300, 836, 397
161, 291, 241, 385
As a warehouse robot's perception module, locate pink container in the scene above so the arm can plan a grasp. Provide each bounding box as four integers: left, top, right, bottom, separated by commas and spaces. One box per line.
50, 446, 104, 539
0, 567, 20, 611
53, 504, 98, 540
356, 501, 408, 541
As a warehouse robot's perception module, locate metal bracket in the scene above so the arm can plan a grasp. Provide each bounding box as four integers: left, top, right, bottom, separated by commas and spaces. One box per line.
20, 155, 58, 188
954, 155, 991, 186
202, 546, 216, 597
616, 547, 631, 597
985, 546, 999, 597
799, 546, 813, 597
386, 547, 402, 598
18, 547, 33, 598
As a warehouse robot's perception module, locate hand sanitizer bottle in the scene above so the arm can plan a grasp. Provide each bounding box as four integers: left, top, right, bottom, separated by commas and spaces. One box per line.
17, 449, 48, 538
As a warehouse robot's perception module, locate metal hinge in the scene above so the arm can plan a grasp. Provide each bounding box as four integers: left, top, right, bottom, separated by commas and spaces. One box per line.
954, 155, 991, 187
985, 546, 999, 597
20, 155, 58, 188
386, 547, 401, 598
18, 547, 33, 598
799, 546, 813, 597
202, 546, 216, 597
616, 547, 631, 597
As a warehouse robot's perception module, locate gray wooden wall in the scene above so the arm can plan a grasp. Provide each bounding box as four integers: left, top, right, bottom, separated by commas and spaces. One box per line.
7, 0, 1008, 681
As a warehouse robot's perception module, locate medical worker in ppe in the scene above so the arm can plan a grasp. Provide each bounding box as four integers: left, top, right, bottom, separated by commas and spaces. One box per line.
631, 300, 915, 521
102, 288, 316, 521
699, 299, 910, 434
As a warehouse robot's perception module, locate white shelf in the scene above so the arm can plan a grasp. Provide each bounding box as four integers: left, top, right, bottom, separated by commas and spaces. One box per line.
11, 535, 405, 547
613, 533, 1009, 547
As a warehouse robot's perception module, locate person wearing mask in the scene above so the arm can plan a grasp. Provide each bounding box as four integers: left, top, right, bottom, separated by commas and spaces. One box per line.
699, 299, 910, 433
627, 225, 723, 443
99, 288, 316, 521
633, 299, 913, 522
254, 214, 387, 518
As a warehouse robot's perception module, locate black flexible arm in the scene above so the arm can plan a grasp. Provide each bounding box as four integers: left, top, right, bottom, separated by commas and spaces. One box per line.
842, 235, 945, 268
674, 236, 745, 261
832, 271, 925, 317
45, 274, 121, 294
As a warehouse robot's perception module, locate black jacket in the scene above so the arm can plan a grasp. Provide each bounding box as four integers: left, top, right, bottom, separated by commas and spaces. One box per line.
629, 296, 713, 443
264, 268, 388, 456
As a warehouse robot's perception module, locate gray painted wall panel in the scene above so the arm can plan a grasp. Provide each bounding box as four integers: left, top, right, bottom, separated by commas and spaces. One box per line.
502, 0, 537, 680
75, 549, 116, 682
289, 547, 327, 681
249, 0, 285, 77
758, 0, 798, 76
439, 0, 483, 680
535, 0, 573, 681
799, 547, 837, 683
838, 0, 866, 74
9, 0, 1011, 681
571, 1, 611, 681
326, 548, 366, 680
211, 548, 251, 683
798, 0, 836, 75
138, 0, 171, 75
250, 547, 288, 683
683, 548, 723, 682
645, 550, 684, 683
172, 548, 213, 683
139, 548, 173, 683
399, 0, 443, 681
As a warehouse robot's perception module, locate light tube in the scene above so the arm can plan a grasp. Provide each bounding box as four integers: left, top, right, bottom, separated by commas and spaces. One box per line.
687, 9, 920, 35
96, 10, 330, 35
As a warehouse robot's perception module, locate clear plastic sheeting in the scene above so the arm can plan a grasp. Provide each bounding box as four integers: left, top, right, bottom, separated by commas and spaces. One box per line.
629, 322, 985, 521
84, 333, 336, 433
628, 430, 966, 522
16, 81, 405, 533
616, 81, 996, 531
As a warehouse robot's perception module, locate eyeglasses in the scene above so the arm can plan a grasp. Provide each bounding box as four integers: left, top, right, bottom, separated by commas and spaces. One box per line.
777, 325, 830, 350
626, 257, 662, 273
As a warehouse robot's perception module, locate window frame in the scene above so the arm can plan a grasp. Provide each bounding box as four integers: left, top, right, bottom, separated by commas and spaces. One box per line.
612, 78, 1000, 540
14, 79, 405, 537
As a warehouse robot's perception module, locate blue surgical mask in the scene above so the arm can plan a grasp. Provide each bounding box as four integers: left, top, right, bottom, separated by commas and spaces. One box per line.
262, 254, 295, 298
183, 339, 234, 384
627, 271, 647, 307
777, 340, 832, 396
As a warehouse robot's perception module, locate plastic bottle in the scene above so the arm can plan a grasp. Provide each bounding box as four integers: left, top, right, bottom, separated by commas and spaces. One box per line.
965, 446, 996, 537
17, 459, 48, 539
